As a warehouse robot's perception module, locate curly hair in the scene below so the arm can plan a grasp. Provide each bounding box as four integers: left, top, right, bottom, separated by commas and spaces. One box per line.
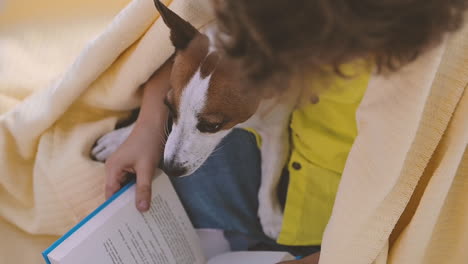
213, 0, 468, 83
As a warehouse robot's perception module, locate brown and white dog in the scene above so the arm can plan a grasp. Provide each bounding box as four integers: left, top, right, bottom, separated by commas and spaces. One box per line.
92, 0, 300, 239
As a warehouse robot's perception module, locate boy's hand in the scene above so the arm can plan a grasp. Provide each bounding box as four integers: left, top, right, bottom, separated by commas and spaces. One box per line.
104, 57, 172, 212
278, 252, 320, 264
105, 120, 165, 212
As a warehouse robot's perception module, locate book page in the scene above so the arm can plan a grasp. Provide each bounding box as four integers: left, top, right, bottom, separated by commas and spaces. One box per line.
195, 229, 231, 259
207, 251, 295, 264
48, 172, 205, 264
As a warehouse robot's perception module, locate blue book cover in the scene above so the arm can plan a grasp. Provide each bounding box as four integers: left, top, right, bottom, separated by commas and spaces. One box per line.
42, 181, 135, 264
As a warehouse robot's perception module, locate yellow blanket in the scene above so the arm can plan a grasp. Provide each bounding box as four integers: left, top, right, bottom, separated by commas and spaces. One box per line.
1, 0, 467, 263
0, 0, 213, 262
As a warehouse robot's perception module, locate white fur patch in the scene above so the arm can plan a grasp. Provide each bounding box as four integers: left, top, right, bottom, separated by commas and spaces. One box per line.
164, 69, 229, 175
92, 124, 134, 161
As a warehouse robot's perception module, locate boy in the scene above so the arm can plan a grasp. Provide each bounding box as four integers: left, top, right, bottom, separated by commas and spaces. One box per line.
104, 1, 468, 263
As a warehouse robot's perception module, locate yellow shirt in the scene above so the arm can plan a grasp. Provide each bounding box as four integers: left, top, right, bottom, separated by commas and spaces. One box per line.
277, 62, 372, 245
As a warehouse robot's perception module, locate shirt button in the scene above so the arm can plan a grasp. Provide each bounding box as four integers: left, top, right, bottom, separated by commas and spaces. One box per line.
310, 95, 320, 104
292, 162, 302, 170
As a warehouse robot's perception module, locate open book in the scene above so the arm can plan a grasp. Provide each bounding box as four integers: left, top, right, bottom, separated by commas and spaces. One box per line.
42, 172, 294, 264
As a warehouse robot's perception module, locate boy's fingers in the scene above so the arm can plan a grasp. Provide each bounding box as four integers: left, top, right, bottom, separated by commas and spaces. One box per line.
135, 163, 155, 212
105, 161, 128, 199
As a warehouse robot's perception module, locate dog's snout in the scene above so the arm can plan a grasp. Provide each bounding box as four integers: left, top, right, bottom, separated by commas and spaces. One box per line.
163, 160, 187, 177
165, 165, 187, 177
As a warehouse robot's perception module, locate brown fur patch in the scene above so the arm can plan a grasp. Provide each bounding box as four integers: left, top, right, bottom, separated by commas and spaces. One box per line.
154, 0, 198, 50
199, 57, 262, 130
168, 34, 210, 120
167, 32, 262, 130
200, 52, 220, 79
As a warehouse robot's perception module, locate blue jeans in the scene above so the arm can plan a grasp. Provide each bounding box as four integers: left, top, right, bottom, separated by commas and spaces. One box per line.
170, 129, 320, 256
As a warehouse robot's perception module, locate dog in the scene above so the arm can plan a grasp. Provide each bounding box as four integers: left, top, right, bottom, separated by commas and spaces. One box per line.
91, 0, 301, 239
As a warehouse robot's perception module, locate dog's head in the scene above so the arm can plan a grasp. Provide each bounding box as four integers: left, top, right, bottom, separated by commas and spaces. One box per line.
154, 1, 262, 177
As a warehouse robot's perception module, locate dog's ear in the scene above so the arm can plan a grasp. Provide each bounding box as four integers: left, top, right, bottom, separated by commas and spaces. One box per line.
154, 0, 199, 50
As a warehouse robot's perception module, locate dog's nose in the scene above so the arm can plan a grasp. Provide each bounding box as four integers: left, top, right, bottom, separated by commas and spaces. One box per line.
163, 161, 187, 177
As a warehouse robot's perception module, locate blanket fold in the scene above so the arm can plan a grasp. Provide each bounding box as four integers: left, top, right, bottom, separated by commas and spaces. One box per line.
0, 0, 213, 262
320, 21, 468, 264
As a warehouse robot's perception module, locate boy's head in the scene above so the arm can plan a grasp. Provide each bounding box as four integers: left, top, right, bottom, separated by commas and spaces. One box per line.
212, 0, 468, 85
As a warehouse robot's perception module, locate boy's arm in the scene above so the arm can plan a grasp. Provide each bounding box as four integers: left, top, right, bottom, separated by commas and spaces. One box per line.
105, 58, 173, 211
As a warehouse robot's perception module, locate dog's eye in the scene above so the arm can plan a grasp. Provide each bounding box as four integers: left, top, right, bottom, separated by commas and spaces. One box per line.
197, 121, 222, 133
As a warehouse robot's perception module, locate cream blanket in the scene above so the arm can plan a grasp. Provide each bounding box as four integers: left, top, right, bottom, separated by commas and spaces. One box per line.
321, 22, 468, 264
0, 0, 466, 263
0, 0, 213, 263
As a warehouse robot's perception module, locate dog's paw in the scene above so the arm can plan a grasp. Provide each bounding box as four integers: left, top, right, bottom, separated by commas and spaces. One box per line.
258, 200, 284, 240
91, 126, 133, 162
